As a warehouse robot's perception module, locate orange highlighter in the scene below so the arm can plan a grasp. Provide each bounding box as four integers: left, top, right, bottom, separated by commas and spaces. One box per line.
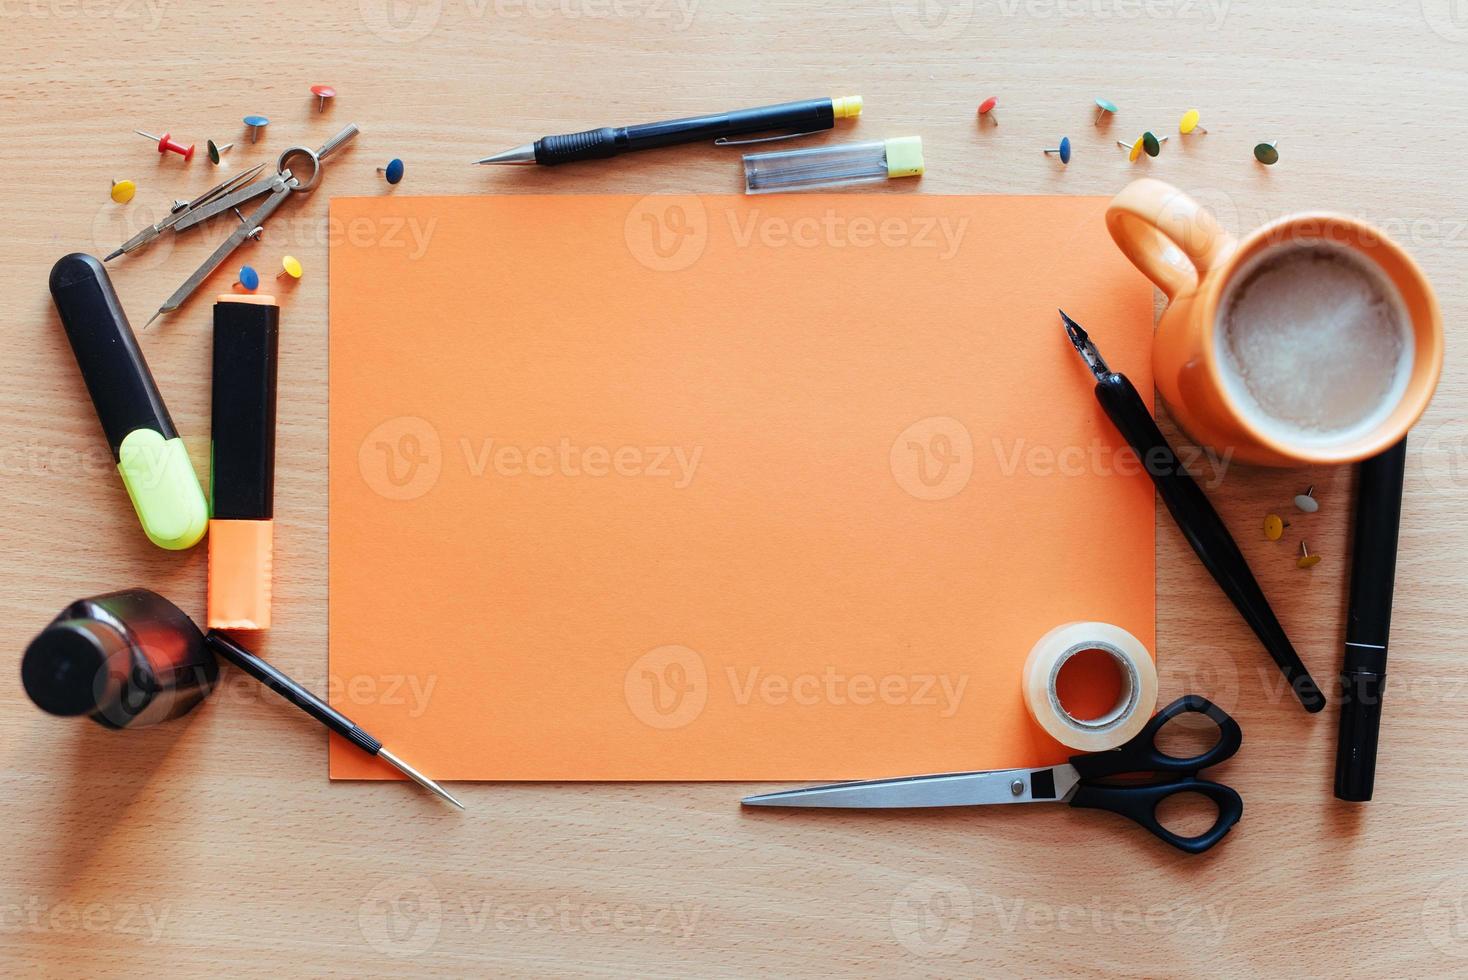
208, 294, 279, 630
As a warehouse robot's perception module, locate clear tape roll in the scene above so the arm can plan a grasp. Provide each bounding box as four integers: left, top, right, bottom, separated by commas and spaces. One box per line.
1022, 621, 1159, 752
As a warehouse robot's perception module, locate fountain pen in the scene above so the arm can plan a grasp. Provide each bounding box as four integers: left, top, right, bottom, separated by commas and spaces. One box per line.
1060, 310, 1325, 713
205, 631, 464, 809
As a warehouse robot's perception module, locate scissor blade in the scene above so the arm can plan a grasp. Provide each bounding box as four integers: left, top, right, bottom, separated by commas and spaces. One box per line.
742, 765, 1081, 809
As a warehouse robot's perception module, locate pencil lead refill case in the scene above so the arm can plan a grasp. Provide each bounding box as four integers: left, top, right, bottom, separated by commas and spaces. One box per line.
743, 136, 924, 194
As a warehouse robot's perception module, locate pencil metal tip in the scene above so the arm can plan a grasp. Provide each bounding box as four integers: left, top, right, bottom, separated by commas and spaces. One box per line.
103, 249, 122, 262
474, 143, 537, 165
378, 746, 465, 810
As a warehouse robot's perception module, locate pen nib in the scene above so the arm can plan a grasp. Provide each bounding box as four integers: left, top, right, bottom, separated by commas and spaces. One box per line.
474, 143, 537, 165
378, 746, 466, 810
1059, 309, 1110, 380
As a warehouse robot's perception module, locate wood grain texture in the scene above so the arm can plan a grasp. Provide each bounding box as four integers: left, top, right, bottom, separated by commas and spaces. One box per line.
2, 1, 1466, 975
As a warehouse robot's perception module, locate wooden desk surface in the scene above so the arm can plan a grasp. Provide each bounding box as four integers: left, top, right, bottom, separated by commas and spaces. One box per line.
3, 2, 1467, 975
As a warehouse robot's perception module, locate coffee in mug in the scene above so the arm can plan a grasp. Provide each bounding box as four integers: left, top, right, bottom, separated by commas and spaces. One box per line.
1217, 241, 1413, 449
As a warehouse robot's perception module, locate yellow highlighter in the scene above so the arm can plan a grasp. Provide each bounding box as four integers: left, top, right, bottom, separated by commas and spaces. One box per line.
49, 254, 207, 550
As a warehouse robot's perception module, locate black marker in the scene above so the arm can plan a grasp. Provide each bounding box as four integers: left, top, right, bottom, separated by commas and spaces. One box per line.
1060, 311, 1325, 713
1335, 437, 1408, 802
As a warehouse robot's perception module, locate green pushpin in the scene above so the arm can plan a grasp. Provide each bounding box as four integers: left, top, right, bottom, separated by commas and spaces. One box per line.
207, 139, 233, 165
1093, 97, 1118, 126
1116, 131, 1168, 161
1254, 141, 1280, 166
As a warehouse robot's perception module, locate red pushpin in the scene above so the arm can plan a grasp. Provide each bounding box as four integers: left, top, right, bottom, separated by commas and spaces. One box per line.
135, 130, 195, 162
977, 96, 999, 125
310, 84, 336, 112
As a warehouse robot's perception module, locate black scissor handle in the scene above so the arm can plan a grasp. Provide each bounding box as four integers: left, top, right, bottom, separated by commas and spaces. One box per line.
1068, 694, 1242, 781
1068, 777, 1243, 854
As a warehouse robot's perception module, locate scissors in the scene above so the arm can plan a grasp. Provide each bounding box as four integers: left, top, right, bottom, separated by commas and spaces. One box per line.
105, 123, 359, 327
742, 695, 1243, 854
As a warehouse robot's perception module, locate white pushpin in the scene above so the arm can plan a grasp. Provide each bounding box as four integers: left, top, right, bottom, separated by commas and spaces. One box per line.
1294, 486, 1319, 513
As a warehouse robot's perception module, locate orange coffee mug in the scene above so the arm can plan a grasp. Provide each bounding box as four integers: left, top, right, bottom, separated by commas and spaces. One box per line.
1106, 179, 1442, 467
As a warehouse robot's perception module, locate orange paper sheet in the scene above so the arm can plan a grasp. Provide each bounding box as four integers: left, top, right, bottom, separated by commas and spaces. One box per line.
327, 194, 1154, 781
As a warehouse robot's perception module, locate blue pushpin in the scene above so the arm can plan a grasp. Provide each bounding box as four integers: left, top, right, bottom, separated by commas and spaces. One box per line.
233, 265, 260, 292
1044, 136, 1072, 165
243, 114, 270, 144
377, 158, 405, 185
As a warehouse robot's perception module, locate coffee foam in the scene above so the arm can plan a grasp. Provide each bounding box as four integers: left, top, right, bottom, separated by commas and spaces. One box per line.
1215, 240, 1413, 449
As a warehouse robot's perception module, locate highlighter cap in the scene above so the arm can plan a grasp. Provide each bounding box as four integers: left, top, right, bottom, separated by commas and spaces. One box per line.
744, 137, 924, 194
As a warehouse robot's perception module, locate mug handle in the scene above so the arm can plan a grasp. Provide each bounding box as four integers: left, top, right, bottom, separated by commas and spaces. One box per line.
1105, 179, 1237, 300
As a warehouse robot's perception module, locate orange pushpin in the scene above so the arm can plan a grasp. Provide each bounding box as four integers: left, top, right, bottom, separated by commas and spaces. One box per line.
977, 96, 999, 125
276, 255, 303, 281
1263, 514, 1287, 541
1296, 542, 1322, 569
311, 84, 337, 112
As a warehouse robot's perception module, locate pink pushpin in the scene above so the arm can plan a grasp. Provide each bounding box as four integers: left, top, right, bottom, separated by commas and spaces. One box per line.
310, 84, 336, 112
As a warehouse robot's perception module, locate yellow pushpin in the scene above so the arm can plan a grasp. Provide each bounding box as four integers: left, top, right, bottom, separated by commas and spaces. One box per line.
1179, 109, 1208, 135
110, 179, 136, 205
276, 255, 303, 281
1263, 514, 1287, 541
1296, 542, 1322, 569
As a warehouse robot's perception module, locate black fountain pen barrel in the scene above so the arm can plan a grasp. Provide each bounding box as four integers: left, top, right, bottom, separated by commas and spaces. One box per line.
203, 631, 381, 755
1090, 372, 1326, 713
